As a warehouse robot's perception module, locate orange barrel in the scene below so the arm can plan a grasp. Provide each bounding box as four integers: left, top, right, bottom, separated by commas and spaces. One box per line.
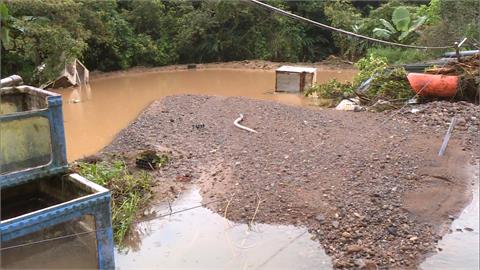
407, 73, 459, 97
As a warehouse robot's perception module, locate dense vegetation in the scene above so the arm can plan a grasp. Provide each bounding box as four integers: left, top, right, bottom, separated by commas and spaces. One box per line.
1, 0, 478, 85
75, 158, 156, 246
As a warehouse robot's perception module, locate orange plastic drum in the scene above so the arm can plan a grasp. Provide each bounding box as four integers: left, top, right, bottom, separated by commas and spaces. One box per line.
407, 73, 459, 97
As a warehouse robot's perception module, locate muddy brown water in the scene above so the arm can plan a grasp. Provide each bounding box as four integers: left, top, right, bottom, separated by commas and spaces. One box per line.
54, 68, 356, 161
116, 186, 332, 269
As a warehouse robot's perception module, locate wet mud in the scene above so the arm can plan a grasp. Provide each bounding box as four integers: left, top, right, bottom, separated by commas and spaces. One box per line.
104, 95, 478, 269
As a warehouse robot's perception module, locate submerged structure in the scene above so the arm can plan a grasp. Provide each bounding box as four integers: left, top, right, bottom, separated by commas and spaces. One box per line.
0, 76, 114, 269
275, 65, 316, 92
43, 59, 90, 89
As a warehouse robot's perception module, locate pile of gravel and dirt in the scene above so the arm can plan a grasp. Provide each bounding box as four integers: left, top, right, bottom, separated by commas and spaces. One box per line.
103, 95, 478, 269
395, 100, 479, 155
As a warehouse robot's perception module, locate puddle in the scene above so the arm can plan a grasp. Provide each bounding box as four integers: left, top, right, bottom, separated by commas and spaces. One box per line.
115, 186, 332, 269
53, 68, 355, 160
421, 164, 479, 270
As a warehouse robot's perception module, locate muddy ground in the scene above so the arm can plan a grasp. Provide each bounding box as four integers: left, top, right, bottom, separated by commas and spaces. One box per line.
103, 95, 478, 269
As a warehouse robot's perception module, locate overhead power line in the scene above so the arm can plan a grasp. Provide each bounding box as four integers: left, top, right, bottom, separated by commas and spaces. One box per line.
247, 0, 454, 50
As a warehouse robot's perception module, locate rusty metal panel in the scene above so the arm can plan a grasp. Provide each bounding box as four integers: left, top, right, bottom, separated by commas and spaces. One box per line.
276, 71, 301, 92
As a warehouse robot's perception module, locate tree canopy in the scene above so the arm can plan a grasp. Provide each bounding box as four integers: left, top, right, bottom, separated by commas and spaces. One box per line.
1, 0, 477, 85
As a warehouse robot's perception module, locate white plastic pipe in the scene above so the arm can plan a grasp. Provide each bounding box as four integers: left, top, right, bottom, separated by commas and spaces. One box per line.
234, 114, 258, 133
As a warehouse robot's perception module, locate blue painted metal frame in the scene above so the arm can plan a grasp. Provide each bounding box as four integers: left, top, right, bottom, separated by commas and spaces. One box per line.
0, 87, 68, 188
1, 86, 115, 269
0, 180, 115, 269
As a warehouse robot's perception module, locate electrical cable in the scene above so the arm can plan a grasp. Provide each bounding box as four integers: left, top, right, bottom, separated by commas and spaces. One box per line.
247, 0, 454, 50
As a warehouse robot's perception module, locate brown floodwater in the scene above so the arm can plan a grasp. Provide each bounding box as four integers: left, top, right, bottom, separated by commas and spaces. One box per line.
421, 164, 479, 270
115, 186, 332, 269
54, 68, 356, 161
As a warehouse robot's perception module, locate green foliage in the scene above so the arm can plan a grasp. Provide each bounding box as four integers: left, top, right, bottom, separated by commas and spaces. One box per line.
76, 159, 154, 246
308, 53, 413, 106
2, 0, 89, 84
392, 6, 411, 32
418, 0, 479, 49
79, 0, 135, 70
355, 54, 412, 101
304, 79, 353, 101
366, 47, 436, 65
324, 0, 429, 61
364, 67, 413, 100
324, 0, 367, 61
372, 6, 426, 42
2, 0, 337, 84
2, 0, 476, 86
354, 54, 389, 88
417, 0, 441, 25
0, 2, 11, 47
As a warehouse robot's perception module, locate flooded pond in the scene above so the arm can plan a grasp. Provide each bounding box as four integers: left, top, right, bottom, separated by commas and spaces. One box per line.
116, 186, 332, 269
54, 68, 355, 161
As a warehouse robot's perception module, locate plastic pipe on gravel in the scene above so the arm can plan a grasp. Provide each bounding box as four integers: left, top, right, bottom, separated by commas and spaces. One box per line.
234, 114, 258, 133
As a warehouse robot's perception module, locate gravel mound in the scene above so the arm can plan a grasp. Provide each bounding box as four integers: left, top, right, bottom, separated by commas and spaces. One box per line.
104, 95, 478, 269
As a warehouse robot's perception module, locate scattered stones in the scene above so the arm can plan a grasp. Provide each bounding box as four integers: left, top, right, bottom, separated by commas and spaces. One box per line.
315, 214, 326, 223
104, 96, 478, 269
387, 225, 398, 236
346, 244, 364, 253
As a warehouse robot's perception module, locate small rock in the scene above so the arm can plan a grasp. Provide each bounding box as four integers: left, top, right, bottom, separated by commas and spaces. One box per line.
332, 221, 340, 228
346, 244, 363, 253
387, 225, 398, 236
362, 260, 378, 270
370, 99, 394, 112
456, 117, 466, 126
315, 214, 325, 223
354, 259, 366, 268
333, 259, 348, 268
464, 227, 474, 232
353, 212, 365, 220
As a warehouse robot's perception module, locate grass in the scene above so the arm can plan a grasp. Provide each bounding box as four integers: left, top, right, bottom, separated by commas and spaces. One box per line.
74, 159, 154, 247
